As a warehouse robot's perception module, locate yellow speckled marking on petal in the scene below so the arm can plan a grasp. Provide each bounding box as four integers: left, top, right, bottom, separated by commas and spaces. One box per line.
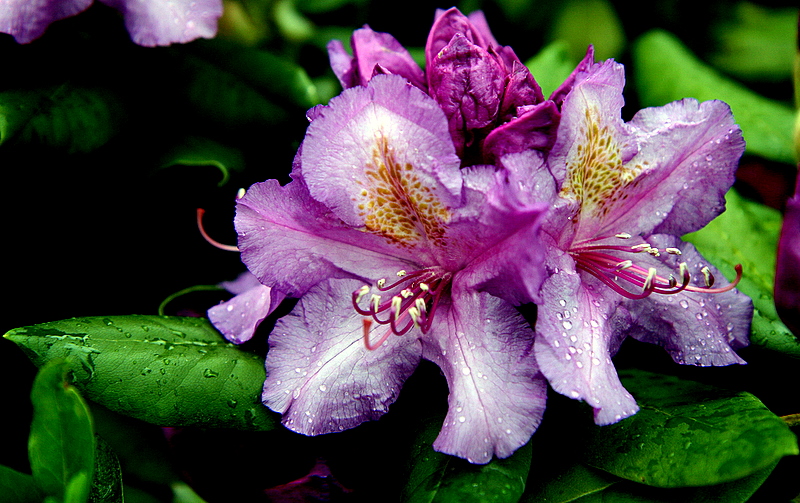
354, 134, 450, 248
561, 108, 647, 219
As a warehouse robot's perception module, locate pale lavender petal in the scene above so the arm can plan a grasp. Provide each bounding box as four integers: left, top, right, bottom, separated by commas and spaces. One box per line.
623, 236, 750, 365
218, 270, 261, 295
534, 251, 639, 425
422, 287, 547, 464
208, 281, 286, 344
235, 178, 414, 297
453, 156, 550, 305
0, 0, 91, 44
327, 39, 358, 90
549, 45, 595, 107
482, 100, 560, 163
427, 34, 504, 154
263, 278, 422, 435
776, 174, 800, 336
300, 74, 462, 258
100, 0, 222, 46
549, 60, 744, 242
350, 26, 426, 90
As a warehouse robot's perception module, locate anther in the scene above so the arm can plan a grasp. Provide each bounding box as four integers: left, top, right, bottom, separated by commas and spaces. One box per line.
646, 247, 661, 257
377, 278, 386, 288
401, 289, 413, 298
615, 232, 632, 239
615, 260, 633, 271
631, 243, 651, 252
415, 298, 427, 313
356, 285, 370, 303
408, 307, 421, 326
642, 268, 657, 292
391, 296, 402, 318
371, 294, 381, 312
396, 270, 407, 277
665, 247, 682, 255
700, 266, 715, 288
419, 283, 430, 291
236, 188, 246, 199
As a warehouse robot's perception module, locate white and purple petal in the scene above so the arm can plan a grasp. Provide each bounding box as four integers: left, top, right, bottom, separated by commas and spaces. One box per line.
263, 279, 422, 435
776, 175, 800, 336
208, 276, 286, 344
100, 0, 222, 46
350, 26, 426, 90
422, 286, 547, 463
0, 0, 91, 44
534, 250, 639, 425
622, 236, 751, 365
235, 178, 414, 297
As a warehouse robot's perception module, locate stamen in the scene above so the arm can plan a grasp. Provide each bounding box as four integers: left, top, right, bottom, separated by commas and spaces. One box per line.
646, 248, 661, 257
642, 268, 657, 292
415, 298, 427, 313
196, 209, 239, 252
665, 247, 682, 255
631, 243, 651, 252
371, 294, 381, 312
615, 232, 632, 239
401, 289, 413, 298
396, 270, 407, 277
236, 188, 246, 199
701, 266, 714, 287
615, 260, 633, 271
355, 285, 370, 303
377, 278, 386, 288
420, 283, 429, 291
391, 295, 403, 318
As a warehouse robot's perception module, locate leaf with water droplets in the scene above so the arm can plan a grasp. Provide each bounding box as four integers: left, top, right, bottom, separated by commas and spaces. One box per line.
402, 415, 532, 503
684, 188, 800, 358
4, 315, 278, 431
28, 359, 95, 502
583, 369, 797, 487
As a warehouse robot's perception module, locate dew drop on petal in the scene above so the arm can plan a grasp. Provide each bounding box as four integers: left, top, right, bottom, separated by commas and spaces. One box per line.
679, 300, 689, 309
461, 367, 471, 376
562, 320, 573, 330
458, 416, 466, 423
319, 384, 327, 392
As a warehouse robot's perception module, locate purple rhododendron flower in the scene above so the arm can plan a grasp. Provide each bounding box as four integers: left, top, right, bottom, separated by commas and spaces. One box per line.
503, 55, 753, 424
775, 172, 800, 336
327, 7, 560, 165
230, 74, 550, 463
0, 0, 222, 46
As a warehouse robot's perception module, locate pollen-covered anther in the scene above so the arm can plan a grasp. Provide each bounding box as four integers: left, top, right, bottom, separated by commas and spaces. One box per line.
356, 285, 370, 303
646, 247, 661, 257
665, 247, 682, 255
630, 243, 652, 252
642, 267, 657, 292
377, 278, 386, 288
396, 270, 407, 277
615, 232, 632, 239
615, 260, 633, 271
701, 266, 714, 288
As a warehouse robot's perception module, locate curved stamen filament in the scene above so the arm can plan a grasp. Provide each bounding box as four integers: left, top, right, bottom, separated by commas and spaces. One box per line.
197, 208, 239, 252
570, 237, 742, 300
353, 267, 452, 349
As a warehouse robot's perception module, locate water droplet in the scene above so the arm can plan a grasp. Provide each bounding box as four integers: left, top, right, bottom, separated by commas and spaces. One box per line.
319, 384, 327, 392
558, 299, 567, 307
458, 416, 466, 423
576, 361, 584, 368
461, 367, 471, 376
569, 390, 580, 398
695, 313, 703, 321
226, 305, 233, 312
227, 399, 238, 408
562, 320, 573, 330
679, 299, 689, 309
203, 369, 219, 378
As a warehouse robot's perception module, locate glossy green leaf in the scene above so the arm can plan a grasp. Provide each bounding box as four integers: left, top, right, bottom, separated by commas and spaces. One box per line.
181, 54, 288, 130
5, 316, 279, 431
709, 2, 798, 82
584, 370, 798, 487
88, 437, 123, 503
569, 461, 776, 502
684, 189, 800, 358
525, 40, 578, 99
633, 30, 796, 165
158, 136, 245, 187
190, 39, 321, 109
522, 463, 618, 502
402, 416, 532, 503
0, 86, 123, 153
29, 360, 96, 502
549, 0, 625, 62
0, 465, 45, 503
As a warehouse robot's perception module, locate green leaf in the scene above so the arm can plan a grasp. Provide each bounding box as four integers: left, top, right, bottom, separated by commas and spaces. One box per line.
709, 2, 798, 82
158, 136, 246, 187
548, 0, 626, 62
0, 465, 45, 503
190, 39, 321, 109
525, 40, 578, 99
684, 189, 800, 358
29, 360, 96, 501
180, 54, 289, 130
402, 416, 532, 503
0, 85, 124, 153
584, 369, 798, 488
569, 461, 777, 502
521, 463, 618, 502
5, 315, 279, 431
632, 30, 796, 165
88, 437, 123, 503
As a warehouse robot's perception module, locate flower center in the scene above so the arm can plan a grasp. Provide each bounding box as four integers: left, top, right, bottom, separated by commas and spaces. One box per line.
569, 233, 742, 300
352, 267, 453, 350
